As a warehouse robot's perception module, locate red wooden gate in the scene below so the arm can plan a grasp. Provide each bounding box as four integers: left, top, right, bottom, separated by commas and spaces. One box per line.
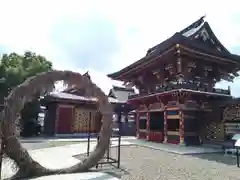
56, 105, 74, 134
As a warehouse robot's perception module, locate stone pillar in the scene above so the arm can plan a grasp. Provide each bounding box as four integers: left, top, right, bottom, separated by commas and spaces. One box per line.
179, 109, 185, 145
146, 111, 150, 140
164, 107, 168, 143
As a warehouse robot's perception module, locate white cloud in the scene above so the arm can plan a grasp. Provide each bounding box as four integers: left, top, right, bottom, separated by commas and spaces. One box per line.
0, 0, 240, 95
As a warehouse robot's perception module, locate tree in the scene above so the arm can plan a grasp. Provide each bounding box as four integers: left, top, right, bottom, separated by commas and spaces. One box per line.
1, 70, 113, 179
0, 51, 53, 136
0, 51, 52, 97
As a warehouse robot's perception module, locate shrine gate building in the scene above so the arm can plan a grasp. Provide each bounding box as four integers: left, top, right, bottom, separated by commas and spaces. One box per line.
108, 16, 240, 146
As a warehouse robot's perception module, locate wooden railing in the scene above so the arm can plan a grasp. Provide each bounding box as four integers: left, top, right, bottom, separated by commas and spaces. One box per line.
128, 84, 230, 99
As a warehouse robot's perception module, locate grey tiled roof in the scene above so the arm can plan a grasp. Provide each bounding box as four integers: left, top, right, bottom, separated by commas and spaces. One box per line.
108, 86, 136, 102
50, 92, 98, 102
108, 97, 126, 104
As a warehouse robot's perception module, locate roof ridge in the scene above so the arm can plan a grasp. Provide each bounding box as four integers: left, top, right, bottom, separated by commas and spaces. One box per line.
179, 16, 205, 35
113, 85, 134, 90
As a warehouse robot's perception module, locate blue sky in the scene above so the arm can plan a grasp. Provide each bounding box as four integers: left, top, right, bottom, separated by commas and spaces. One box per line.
0, 0, 240, 95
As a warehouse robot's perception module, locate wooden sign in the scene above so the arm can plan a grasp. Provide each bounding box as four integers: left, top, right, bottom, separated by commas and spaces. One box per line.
149, 102, 163, 111
167, 101, 177, 106
138, 104, 148, 112
185, 100, 199, 108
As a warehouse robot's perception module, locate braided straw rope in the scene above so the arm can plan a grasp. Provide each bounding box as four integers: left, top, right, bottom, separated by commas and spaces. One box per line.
0, 70, 113, 179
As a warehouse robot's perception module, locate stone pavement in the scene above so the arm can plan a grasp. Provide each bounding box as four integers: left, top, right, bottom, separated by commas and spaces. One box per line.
30, 172, 119, 180
2, 139, 131, 179
29, 140, 132, 170
128, 139, 224, 155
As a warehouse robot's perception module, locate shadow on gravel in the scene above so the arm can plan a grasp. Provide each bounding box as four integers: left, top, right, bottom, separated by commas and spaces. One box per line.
190, 153, 237, 166
94, 166, 130, 179
73, 153, 130, 179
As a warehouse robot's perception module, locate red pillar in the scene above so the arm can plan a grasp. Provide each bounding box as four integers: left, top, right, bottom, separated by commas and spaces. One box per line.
164, 107, 168, 143
146, 111, 150, 140
179, 108, 185, 145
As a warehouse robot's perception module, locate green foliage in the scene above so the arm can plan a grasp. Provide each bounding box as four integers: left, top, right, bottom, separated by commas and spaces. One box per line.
0, 51, 52, 97
0, 51, 53, 136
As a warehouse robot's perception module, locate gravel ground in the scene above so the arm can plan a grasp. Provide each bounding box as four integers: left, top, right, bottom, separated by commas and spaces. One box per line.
76, 146, 240, 180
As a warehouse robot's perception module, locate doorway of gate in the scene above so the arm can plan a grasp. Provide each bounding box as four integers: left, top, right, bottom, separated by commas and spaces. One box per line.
149, 111, 164, 142
113, 113, 136, 137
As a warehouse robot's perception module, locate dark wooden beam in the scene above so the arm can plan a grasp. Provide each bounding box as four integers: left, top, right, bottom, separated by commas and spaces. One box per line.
179, 45, 240, 65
